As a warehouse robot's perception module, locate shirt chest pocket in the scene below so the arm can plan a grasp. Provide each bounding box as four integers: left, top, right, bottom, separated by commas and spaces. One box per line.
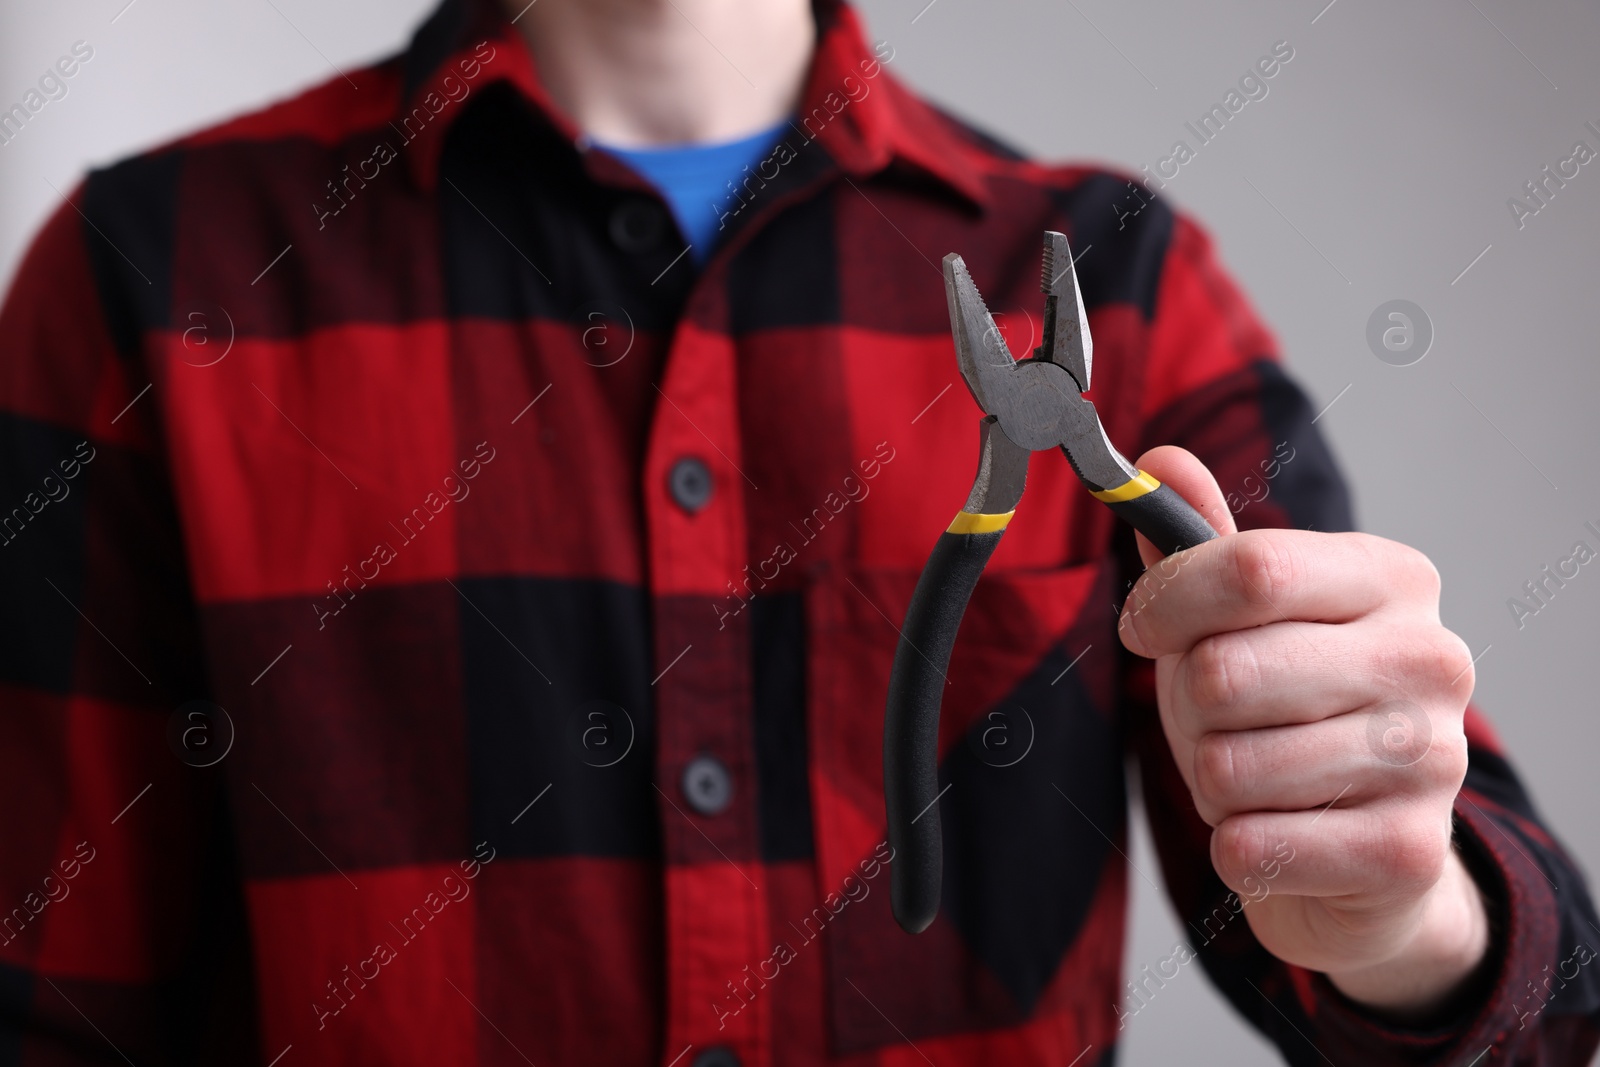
799, 554, 1130, 1057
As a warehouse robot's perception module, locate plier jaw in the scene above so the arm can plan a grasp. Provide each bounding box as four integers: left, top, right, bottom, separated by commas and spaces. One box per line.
1035, 230, 1093, 394
946, 234, 1144, 496
944, 231, 1093, 415
885, 232, 1221, 935
951, 415, 1028, 521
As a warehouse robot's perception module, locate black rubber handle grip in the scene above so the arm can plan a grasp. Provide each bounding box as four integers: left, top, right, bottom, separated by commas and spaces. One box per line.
885, 527, 1004, 933
1101, 479, 1220, 556
883, 477, 1219, 934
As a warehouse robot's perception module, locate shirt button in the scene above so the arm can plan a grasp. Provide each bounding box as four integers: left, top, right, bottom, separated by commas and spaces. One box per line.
682, 754, 732, 816
668, 457, 713, 514
691, 1048, 740, 1067
609, 198, 666, 253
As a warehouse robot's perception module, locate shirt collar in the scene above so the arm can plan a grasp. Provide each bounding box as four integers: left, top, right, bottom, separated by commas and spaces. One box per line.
395, 0, 991, 211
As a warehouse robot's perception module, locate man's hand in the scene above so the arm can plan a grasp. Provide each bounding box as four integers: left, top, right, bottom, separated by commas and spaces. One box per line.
1118, 446, 1489, 1020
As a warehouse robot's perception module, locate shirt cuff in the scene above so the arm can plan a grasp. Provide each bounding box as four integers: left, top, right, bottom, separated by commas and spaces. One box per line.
1295, 795, 1560, 1064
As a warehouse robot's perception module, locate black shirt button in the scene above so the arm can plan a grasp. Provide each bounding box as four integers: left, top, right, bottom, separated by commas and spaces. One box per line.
609, 198, 666, 253
682, 754, 732, 816
690, 1049, 739, 1067
668, 457, 713, 514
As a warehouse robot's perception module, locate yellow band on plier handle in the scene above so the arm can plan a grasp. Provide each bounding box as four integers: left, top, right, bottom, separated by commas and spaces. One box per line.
1089, 470, 1161, 503
945, 509, 1015, 535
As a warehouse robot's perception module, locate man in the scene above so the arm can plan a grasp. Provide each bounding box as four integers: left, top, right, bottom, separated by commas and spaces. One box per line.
0, 0, 1595, 1063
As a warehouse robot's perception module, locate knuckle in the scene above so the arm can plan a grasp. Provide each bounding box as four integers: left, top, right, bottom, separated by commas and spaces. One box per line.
1119, 592, 1156, 652
1405, 545, 1444, 601
1186, 635, 1258, 715
1210, 817, 1265, 882
1386, 629, 1472, 695
1372, 814, 1450, 892
1228, 533, 1299, 608
1424, 730, 1471, 791
1375, 535, 1441, 601
1430, 630, 1475, 692
1193, 732, 1243, 810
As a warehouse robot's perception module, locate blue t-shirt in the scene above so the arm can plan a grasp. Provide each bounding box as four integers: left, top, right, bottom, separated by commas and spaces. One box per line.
596, 120, 789, 264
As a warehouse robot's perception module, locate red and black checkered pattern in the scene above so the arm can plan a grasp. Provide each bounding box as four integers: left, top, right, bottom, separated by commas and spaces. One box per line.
1, 0, 1596, 1063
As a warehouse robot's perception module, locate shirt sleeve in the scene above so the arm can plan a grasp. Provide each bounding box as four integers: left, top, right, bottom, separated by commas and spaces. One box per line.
1119, 210, 1600, 1066
0, 185, 255, 1061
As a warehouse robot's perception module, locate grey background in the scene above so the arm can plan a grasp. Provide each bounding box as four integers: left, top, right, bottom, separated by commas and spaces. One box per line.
2, 0, 1597, 1062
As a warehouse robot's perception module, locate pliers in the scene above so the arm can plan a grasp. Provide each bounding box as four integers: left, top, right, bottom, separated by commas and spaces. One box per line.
884, 231, 1220, 934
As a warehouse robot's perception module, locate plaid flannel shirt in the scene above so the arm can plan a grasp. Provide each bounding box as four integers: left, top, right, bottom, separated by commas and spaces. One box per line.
1, 0, 1597, 1063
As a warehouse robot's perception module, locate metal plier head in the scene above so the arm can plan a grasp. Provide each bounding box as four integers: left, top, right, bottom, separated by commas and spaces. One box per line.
943, 231, 1143, 515
884, 232, 1219, 935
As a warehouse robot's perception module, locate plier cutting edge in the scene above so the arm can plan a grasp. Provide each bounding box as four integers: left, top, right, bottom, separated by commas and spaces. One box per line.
884, 231, 1220, 934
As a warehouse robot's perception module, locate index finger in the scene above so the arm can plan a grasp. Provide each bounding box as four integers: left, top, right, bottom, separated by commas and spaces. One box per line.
1119, 529, 1404, 657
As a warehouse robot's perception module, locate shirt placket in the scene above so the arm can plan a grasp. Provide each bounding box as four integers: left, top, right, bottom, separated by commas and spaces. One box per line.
645, 291, 773, 1067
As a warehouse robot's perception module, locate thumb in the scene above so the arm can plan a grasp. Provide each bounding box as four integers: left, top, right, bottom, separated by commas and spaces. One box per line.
1129, 446, 1236, 569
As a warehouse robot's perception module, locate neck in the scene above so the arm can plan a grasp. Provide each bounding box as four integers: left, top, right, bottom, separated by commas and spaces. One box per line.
507, 0, 816, 147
